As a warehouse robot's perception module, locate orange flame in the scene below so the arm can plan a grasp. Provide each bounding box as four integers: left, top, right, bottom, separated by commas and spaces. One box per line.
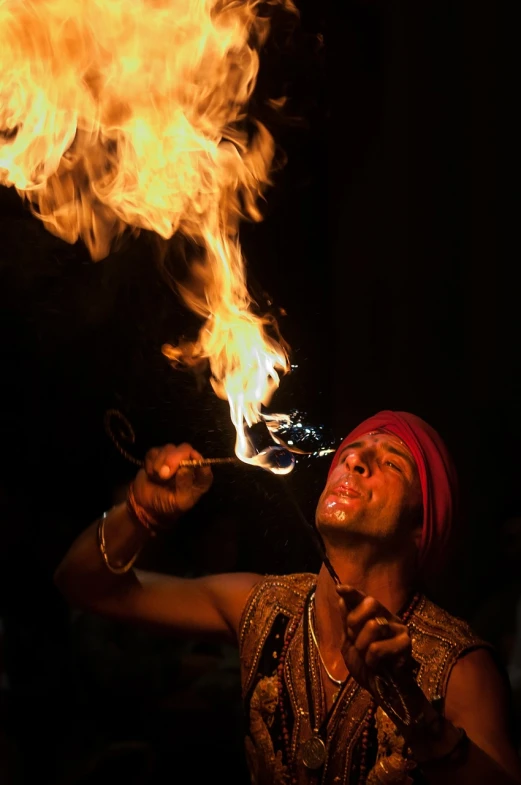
0, 0, 296, 465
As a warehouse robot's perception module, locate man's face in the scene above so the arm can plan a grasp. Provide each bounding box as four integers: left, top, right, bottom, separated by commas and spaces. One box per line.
315, 431, 422, 545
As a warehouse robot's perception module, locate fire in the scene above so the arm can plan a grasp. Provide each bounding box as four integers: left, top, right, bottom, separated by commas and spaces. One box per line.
0, 0, 296, 466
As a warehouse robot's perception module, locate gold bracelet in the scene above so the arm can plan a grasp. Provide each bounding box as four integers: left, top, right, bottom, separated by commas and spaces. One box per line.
97, 512, 142, 575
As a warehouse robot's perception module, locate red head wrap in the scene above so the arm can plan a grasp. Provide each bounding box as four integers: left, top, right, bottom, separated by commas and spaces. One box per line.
328, 411, 458, 574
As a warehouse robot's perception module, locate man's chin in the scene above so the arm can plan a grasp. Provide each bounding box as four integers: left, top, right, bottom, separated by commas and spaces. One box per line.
316, 506, 352, 529
316, 512, 372, 542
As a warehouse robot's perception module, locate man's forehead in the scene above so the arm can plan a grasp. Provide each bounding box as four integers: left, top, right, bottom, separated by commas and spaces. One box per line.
364, 429, 406, 446
346, 430, 415, 462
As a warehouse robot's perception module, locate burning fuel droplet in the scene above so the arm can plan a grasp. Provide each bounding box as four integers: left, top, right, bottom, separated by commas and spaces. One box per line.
257, 445, 296, 475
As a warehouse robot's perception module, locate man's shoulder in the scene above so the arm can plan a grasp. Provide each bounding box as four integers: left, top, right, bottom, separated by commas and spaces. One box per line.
238, 572, 316, 686
243, 571, 317, 613
258, 571, 318, 594
239, 573, 316, 637
413, 596, 484, 647
411, 596, 492, 700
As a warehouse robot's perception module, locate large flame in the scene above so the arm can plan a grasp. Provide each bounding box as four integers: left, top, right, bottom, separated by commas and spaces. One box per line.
0, 0, 296, 464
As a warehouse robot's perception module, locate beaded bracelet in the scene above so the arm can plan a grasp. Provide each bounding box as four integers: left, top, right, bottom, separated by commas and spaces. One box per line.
97, 512, 142, 575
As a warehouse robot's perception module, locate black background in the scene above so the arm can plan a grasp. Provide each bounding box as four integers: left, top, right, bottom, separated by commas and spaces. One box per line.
1, 1, 520, 783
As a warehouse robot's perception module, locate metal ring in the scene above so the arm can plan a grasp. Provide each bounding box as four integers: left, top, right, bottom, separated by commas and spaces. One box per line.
374, 616, 390, 636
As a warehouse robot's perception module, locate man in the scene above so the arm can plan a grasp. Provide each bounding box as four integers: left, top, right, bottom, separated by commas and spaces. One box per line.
55, 410, 521, 784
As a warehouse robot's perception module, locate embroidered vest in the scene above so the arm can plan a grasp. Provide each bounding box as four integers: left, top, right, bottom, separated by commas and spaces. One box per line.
239, 573, 489, 785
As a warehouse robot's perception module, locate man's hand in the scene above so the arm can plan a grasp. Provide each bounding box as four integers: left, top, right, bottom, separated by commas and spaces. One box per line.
337, 585, 414, 696
132, 443, 213, 524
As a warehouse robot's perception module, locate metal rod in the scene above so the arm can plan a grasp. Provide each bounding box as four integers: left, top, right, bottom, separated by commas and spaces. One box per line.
179, 449, 335, 469
179, 457, 240, 468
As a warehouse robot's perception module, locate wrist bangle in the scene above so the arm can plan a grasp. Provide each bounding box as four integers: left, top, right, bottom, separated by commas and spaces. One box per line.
126, 482, 166, 535
97, 512, 142, 575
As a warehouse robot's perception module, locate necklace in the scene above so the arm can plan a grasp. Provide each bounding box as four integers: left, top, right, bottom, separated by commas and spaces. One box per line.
302, 588, 422, 779
276, 587, 422, 784
308, 593, 345, 687
301, 591, 344, 771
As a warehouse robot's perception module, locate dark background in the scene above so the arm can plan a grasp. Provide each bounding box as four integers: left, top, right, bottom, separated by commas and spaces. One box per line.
1, 1, 520, 783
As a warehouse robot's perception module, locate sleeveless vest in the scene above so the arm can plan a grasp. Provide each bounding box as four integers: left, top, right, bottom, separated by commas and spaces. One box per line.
239, 573, 489, 785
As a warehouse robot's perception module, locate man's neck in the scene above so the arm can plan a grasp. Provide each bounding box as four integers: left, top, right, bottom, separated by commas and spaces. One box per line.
313, 547, 417, 657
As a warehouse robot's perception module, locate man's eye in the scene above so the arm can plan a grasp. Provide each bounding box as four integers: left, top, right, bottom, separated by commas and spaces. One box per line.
385, 460, 401, 471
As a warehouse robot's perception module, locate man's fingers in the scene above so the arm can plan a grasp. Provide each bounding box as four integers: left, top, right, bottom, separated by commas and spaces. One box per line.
147, 443, 195, 480
187, 449, 213, 488
336, 584, 366, 610
353, 619, 404, 656
144, 447, 161, 475
344, 596, 393, 639
364, 631, 412, 670
193, 464, 213, 491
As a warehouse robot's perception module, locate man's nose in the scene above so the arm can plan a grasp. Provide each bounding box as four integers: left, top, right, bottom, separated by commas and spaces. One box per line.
344, 451, 370, 475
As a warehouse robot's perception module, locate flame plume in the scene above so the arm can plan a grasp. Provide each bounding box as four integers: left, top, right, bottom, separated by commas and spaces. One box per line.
0, 0, 296, 464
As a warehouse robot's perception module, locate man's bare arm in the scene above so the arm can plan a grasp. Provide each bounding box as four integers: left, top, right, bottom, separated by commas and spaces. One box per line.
54, 501, 261, 644
54, 442, 262, 644
408, 648, 521, 784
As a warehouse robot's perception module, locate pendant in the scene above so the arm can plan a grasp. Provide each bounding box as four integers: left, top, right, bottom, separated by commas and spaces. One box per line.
301, 734, 327, 770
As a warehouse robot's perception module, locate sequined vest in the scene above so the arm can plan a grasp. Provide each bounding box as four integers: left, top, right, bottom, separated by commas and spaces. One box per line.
239, 573, 489, 785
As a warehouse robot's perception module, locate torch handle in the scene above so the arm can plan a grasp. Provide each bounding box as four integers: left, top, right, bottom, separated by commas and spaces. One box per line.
178, 457, 240, 468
